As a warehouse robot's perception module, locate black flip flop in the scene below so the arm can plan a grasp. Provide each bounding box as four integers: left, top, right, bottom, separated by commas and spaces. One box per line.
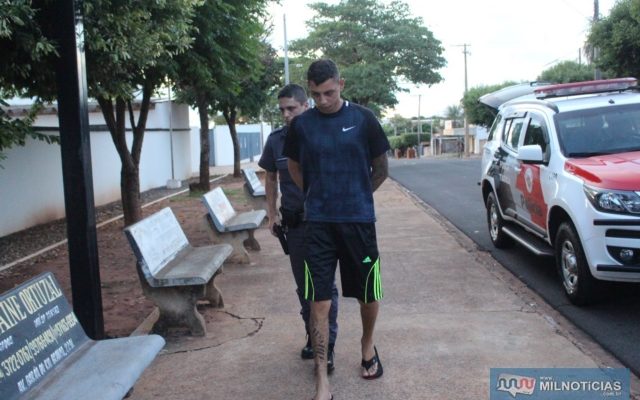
361, 346, 383, 380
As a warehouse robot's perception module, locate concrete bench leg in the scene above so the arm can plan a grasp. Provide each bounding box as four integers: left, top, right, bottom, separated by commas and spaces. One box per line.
243, 229, 261, 251
243, 185, 267, 211
146, 285, 207, 337
203, 215, 251, 264
204, 270, 224, 308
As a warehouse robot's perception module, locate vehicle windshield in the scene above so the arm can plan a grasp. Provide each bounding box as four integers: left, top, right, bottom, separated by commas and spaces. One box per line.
554, 104, 640, 157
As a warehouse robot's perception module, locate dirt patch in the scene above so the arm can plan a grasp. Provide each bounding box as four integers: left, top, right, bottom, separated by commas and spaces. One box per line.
0, 175, 257, 338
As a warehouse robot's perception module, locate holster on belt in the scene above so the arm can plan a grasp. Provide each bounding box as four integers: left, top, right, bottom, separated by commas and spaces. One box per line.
280, 207, 303, 228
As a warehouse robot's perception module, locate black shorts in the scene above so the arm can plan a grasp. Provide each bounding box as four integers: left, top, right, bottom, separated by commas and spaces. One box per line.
303, 222, 383, 303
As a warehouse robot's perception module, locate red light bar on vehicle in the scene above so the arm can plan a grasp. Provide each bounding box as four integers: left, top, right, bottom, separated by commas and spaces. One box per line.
534, 77, 638, 99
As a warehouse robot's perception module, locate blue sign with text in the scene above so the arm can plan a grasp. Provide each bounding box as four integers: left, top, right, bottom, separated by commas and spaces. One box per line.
490, 368, 630, 399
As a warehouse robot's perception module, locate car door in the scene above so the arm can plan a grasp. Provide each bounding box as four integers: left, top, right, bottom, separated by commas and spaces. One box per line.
494, 112, 527, 219
514, 113, 551, 234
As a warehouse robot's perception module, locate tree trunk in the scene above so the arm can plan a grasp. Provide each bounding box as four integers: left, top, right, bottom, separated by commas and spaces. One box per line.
120, 164, 141, 226
97, 83, 152, 227
223, 107, 241, 178
197, 95, 210, 191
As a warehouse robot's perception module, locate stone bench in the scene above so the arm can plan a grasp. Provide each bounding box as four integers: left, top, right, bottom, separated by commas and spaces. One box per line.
0, 272, 164, 400
202, 187, 266, 264
241, 168, 267, 209
242, 168, 266, 197
124, 207, 233, 336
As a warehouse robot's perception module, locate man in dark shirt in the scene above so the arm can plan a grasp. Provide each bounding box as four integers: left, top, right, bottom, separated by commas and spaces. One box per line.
284, 60, 390, 400
258, 84, 339, 371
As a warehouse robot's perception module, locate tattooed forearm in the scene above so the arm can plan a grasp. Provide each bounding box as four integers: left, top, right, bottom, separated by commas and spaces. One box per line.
371, 153, 389, 192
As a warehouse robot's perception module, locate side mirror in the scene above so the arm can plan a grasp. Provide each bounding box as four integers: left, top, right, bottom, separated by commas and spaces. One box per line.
518, 144, 544, 164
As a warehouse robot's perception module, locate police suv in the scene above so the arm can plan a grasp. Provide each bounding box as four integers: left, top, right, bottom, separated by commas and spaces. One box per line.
479, 78, 640, 305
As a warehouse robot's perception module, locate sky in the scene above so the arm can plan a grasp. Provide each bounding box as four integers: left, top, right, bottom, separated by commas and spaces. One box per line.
267, 0, 618, 118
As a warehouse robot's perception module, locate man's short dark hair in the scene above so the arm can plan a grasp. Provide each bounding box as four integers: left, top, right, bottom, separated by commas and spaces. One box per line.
307, 59, 340, 86
278, 83, 308, 104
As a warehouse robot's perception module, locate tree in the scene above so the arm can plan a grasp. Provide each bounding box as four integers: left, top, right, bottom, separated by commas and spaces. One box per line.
383, 114, 411, 135
0, 1, 60, 163
537, 61, 594, 83
587, 0, 640, 79
83, 0, 201, 226
290, 0, 446, 110
444, 104, 464, 127
216, 40, 281, 177
461, 82, 516, 128
174, 0, 273, 186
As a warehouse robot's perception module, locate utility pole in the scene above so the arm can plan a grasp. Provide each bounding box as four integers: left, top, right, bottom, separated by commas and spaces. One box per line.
417, 94, 421, 158
284, 14, 290, 84
578, 48, 582, 65
593, 0, 601, 80
458, 44, 471, 157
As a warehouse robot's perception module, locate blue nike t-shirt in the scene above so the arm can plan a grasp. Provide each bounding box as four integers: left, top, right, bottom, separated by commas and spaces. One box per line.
283, 101, 390, 223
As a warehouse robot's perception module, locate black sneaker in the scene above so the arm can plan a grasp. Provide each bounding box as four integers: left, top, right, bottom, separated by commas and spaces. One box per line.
327, 343, 335, 374
301, 336, 314, 359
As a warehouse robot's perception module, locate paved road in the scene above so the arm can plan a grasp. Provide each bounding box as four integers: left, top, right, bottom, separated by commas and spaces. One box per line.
389, 156, 640, 376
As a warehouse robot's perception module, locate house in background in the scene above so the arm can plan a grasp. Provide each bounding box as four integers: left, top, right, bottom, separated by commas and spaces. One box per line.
430, 120, 488, 156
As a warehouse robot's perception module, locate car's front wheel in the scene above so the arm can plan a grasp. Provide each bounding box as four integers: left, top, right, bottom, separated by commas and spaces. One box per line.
486, 192, 513, 248
554, 221, 598, 305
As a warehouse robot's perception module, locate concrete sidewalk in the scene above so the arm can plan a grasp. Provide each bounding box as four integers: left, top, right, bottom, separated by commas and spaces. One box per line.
129, 178, 638, 399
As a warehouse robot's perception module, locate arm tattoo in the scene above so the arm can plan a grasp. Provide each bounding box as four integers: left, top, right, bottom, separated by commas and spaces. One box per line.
371, 153, 389, 192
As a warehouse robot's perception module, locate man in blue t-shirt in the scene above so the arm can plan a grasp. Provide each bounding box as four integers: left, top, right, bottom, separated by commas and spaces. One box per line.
258, 84, 339, 372
284, 59, 390, 400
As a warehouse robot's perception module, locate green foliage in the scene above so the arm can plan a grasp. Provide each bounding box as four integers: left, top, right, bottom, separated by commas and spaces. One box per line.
537, 61, 595, 83
290, 0, 445, 110
0, 0, 58, 97
388, 135, 402, 150
387, 132, 428, 150
444, 104, 463, 121
587, 0, 640, 79
0, 98, 59, 163
83, 0, 201, 101
0, 1, 60, 161
173, 0, 267, 110
385, 114, 412, 134
461, 82, 516, 128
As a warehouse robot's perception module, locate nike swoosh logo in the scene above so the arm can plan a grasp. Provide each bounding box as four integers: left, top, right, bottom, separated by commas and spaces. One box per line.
342, 126, 356, 132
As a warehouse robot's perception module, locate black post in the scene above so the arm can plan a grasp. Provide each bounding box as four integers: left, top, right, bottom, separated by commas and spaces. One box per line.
52, 0, 104, 339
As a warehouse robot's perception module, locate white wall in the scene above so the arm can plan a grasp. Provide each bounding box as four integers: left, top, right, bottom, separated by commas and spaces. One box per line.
0, 100, 197, 237
0, 100, 272, 237
0, 136, 66, 235
212, 123, 270, 166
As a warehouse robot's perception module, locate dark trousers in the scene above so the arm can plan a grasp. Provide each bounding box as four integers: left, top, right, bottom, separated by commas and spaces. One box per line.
287, 223, 339, 345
